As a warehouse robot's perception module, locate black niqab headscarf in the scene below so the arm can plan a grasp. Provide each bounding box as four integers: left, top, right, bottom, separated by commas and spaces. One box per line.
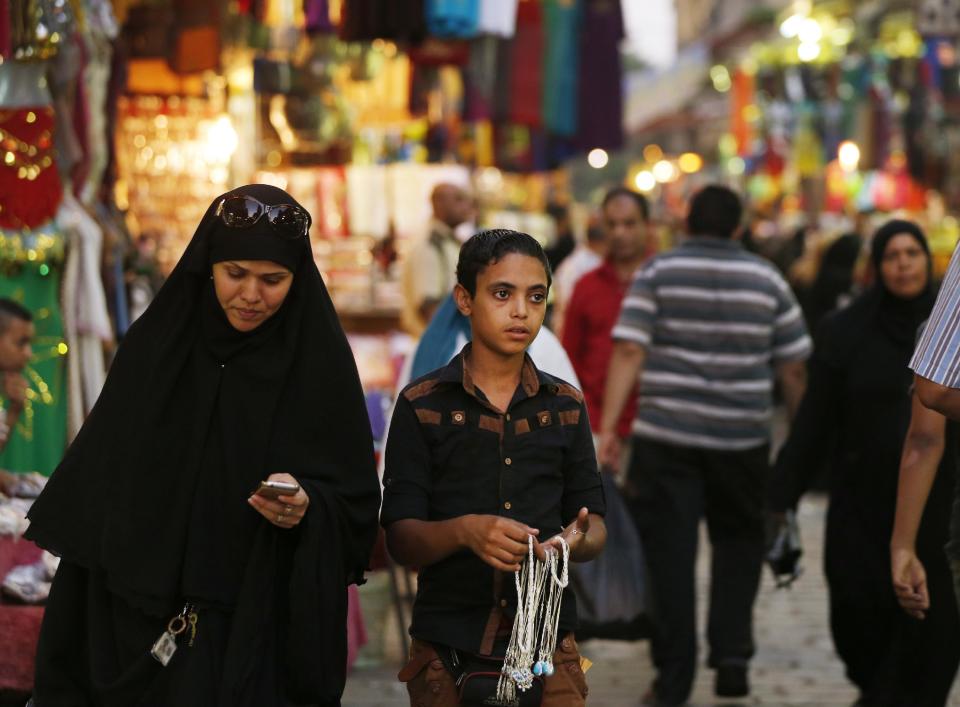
869, 219, 935, 348
817, 219, 935, 364
26, 184, 380, 705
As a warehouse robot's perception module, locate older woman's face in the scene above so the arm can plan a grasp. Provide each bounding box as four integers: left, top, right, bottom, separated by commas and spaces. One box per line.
880, 234, 928, 300
212, 260, 294, 332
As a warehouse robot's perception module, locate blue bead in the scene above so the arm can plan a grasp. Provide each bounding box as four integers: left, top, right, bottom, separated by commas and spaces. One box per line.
532, 661, 543, 676
544, 663, 555, 677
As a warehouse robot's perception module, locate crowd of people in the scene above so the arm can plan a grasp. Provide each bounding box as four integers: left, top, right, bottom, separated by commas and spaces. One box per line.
4, 178, 960, 707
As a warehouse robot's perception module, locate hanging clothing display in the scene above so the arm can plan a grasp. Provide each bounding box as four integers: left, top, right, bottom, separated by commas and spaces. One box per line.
477, 0, 518, 36
0, 61, 63, 230
76, 1, 118, 205
339, 0, 427, 42
0, 223, 68, 477
541, 0, 581, 137
508, 0, 544, 127
0, 44, 69, 477
58, 193, 112, 434
575, 0, 624, 150
346, 165, 390, 238
426, 0, 479, 38
463, 35, 499, 121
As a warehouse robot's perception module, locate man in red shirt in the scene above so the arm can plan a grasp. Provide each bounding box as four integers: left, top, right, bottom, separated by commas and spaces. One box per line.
561, 188, 652, 457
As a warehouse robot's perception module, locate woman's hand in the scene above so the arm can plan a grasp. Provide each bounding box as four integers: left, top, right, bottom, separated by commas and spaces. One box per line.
248, 472, 309, 529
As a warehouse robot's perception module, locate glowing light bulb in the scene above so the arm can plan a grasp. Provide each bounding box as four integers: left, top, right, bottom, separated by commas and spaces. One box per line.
838, 140, 860, 172
634, 171, 656, 192
587, 148, 609, 169
678, 153, 703, 174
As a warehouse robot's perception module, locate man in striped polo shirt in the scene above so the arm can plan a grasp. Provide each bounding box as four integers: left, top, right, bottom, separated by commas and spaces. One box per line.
913, 242, 960, 417
598, 186, 810, 707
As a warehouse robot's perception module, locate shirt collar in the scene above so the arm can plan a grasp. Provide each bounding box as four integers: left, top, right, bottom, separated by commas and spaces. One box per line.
429, 218, 457, 242
437, 343, 544, 402
683, 235, 743, 250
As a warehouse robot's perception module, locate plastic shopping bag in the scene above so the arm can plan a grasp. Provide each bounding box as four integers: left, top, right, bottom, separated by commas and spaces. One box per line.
570, 472, 650, 640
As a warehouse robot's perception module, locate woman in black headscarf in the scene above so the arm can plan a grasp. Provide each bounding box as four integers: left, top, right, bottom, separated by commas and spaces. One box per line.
769, 220, 959, 706
24, 184, 381, 707
802, 232, 862, 333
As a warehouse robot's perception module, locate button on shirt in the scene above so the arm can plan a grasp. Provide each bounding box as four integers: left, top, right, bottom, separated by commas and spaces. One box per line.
381, 346, 605, 653
613, 237, 812, 451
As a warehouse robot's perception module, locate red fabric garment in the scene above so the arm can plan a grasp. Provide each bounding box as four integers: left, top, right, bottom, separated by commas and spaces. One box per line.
0, 0, 10, 59
0, 107, 63, 229
508, 0, 543, 127
561, 261, 637, 438
0, 536, 44, 693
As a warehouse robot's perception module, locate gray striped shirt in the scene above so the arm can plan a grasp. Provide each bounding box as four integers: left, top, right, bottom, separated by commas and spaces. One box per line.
613, 237, 812, 450
910, 242, 960, 387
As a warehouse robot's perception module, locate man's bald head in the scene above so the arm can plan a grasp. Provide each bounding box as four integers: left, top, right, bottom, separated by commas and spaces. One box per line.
431, 183, 473, 229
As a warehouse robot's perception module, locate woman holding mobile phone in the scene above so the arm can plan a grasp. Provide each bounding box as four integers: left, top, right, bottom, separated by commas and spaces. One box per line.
24, 184, 381, 707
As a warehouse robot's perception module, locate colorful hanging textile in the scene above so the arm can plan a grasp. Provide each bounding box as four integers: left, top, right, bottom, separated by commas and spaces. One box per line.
0, 222, 67, 476
304, 0, 336, 33
339, 0, 427, 42
730, 67, 755, 158
477, 0, 518, 37
463, 35, 498, 121
0, 107, 63, 230
542, 0, 581, 137
508, 0, 543, 127
0, 0, 10, 59
426, 0, 479, 38
575, 0, 623, 150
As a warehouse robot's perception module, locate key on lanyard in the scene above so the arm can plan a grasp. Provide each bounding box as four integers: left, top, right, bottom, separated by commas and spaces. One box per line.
150, 603, 193, 667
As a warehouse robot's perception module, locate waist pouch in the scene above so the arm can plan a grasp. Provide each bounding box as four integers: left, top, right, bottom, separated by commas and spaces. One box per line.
434, 640, 544, 707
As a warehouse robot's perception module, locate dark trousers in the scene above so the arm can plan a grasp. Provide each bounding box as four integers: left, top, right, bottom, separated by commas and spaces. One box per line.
625, 438, 768, 706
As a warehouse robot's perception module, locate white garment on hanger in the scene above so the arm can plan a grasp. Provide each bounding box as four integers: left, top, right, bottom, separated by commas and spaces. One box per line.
57, 195, 113, 421
478, 0, 519, 37
346, 165, 390, 238
59, 209, 83, 440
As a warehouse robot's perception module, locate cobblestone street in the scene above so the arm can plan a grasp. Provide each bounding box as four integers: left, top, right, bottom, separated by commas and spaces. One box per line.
342, 496, 960, 707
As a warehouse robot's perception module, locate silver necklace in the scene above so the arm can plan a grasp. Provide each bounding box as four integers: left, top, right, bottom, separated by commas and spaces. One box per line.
497, 536, 570, 703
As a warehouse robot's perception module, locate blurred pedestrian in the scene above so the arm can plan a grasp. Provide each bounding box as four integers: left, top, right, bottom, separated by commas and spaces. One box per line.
913, 239, 960, 420
545, 201, 576, 271
551, 219, 608, 340
801, 233, 862, 333
400, 183, 473, 335
889, 369, 960, 706
599, 185, 811, 706
0, 298, 33, 455
562, 188, 650, 468
772, 220, 959, 706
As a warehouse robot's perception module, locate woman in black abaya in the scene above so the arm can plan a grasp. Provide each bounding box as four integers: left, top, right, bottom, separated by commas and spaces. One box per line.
769, 220, 960, 706
24, 184, 381, 707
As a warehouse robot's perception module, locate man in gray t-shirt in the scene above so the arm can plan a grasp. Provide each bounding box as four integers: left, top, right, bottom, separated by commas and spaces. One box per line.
598, 186, 810, 706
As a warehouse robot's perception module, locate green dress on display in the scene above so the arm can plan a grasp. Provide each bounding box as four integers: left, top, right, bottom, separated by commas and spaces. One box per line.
0, 223, 67, 475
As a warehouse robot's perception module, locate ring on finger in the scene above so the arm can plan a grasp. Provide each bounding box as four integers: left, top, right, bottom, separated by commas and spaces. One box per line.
284, 504, 293, 514
277, 513, 285, 523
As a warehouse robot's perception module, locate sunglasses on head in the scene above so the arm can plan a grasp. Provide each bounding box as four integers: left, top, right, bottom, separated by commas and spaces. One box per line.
215, 195, 312, 240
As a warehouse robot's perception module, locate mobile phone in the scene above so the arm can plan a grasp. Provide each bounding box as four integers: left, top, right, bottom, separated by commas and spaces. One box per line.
254, 480, 300, 500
